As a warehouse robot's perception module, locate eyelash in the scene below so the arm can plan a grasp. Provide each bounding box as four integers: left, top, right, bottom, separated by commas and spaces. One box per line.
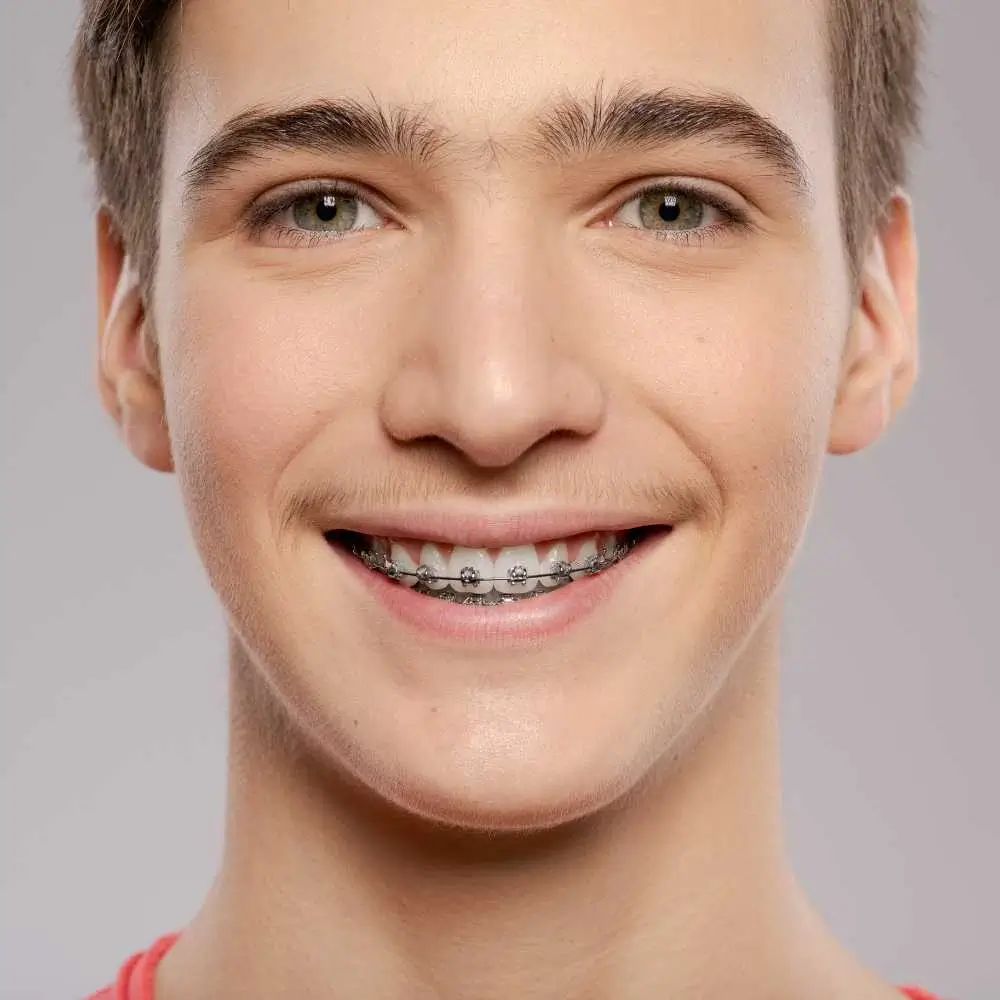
243, 178, 752, 249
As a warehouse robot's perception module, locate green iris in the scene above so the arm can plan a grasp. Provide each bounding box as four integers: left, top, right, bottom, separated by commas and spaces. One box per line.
291, 193, 360, 233
636, 189, 705, 231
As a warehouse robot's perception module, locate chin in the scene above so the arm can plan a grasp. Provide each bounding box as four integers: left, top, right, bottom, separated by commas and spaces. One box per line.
332, 702, 657, 834
370, 766, 633, 834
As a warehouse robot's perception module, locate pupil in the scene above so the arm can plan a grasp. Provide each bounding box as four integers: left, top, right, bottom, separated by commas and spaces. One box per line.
659, 195, 680, 222
316, 196, 338, 223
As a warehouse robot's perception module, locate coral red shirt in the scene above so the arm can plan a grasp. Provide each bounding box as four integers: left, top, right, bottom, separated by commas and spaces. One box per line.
85, 933, 948, 1000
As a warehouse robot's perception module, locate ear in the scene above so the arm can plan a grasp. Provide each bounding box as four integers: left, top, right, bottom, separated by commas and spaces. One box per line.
96, 210, 174, 473
827, 190, 920, 456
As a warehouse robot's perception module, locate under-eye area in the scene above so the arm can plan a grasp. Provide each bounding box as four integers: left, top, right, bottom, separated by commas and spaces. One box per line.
325, 526, 672, 605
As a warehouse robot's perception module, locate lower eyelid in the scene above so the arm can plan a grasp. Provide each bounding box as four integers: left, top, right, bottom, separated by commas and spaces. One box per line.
269, 225, 348, 247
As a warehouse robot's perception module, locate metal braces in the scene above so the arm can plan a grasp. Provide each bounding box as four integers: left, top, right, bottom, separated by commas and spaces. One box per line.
351, 538, 635, 588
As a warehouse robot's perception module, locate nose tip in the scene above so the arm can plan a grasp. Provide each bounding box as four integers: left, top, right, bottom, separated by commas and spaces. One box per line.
380, 356, 606, 469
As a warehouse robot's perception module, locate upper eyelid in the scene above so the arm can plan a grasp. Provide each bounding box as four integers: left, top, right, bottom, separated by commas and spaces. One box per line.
246, 178, 392, 227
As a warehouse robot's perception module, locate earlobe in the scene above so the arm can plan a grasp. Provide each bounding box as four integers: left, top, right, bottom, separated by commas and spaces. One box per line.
95, 210, 174, 474
827, 191, 920, 457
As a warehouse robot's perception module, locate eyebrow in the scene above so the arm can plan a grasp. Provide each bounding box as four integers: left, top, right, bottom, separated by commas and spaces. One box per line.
182, 80, 812, 205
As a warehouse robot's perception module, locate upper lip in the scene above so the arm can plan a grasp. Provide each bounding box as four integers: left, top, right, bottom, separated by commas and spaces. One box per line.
323, 509, 674, 548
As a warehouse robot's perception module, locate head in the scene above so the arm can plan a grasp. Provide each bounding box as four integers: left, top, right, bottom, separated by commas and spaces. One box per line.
72, 0, 922, 830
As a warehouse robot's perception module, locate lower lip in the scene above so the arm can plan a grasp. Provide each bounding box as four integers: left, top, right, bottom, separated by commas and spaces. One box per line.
329, 528, 674, 645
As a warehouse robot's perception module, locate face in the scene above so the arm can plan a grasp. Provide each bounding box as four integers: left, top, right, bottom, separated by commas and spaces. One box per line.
99, 0, 916, 831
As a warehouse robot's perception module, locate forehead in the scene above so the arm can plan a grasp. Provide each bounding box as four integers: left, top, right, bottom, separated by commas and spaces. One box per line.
164, 0, 833, 168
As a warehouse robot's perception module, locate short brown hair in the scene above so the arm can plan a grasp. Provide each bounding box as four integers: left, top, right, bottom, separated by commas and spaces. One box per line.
71, 0, 925, 301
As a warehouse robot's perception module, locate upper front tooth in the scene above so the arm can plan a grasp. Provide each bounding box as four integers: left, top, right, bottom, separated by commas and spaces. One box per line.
448, 546, 494, 594
418, 543, 450, 589
494, 545, 542, 594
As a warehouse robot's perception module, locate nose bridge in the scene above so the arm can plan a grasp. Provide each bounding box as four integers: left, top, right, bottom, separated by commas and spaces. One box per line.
442, 214, 550, 371
380, 209, 606, 468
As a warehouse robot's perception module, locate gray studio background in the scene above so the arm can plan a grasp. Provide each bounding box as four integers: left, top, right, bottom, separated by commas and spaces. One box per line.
1, 3, 996, 998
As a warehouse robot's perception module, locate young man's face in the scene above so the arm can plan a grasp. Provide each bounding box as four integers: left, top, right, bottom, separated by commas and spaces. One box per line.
102, 0, 915, 828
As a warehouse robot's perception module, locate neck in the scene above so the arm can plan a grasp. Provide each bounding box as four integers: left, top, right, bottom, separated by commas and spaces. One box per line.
156, 613, 899, 1000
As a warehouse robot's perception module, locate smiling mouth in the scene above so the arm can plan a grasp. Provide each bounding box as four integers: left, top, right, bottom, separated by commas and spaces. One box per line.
324, 526, 671, 606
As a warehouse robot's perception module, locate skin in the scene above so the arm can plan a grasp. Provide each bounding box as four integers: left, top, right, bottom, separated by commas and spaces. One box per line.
95, 0, 918, 997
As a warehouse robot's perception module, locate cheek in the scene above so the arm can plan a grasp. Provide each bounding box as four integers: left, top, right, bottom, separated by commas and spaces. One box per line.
161, 266, 381, 488
155, 263, 395, 566
609, 262, 843, 517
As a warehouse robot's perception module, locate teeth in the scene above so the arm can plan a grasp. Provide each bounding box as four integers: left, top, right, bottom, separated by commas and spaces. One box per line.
418, 543, 450, 590
388, 542, 418, 587
537, 540, 571, 587
448, 546, 494, 595
570, 538, 599, 580
493, 545, 542, 595
354, 530, 635, 594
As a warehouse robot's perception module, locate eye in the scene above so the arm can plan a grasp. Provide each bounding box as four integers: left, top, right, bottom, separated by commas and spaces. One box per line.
246, 182, 389, 246
606, 183, 747, 244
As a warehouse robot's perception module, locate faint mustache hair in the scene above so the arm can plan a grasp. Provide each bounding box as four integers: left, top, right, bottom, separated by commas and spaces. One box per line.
275, 459, 715, 535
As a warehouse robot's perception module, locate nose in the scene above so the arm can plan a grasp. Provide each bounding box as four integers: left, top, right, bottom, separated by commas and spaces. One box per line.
379, 225, 606, 469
